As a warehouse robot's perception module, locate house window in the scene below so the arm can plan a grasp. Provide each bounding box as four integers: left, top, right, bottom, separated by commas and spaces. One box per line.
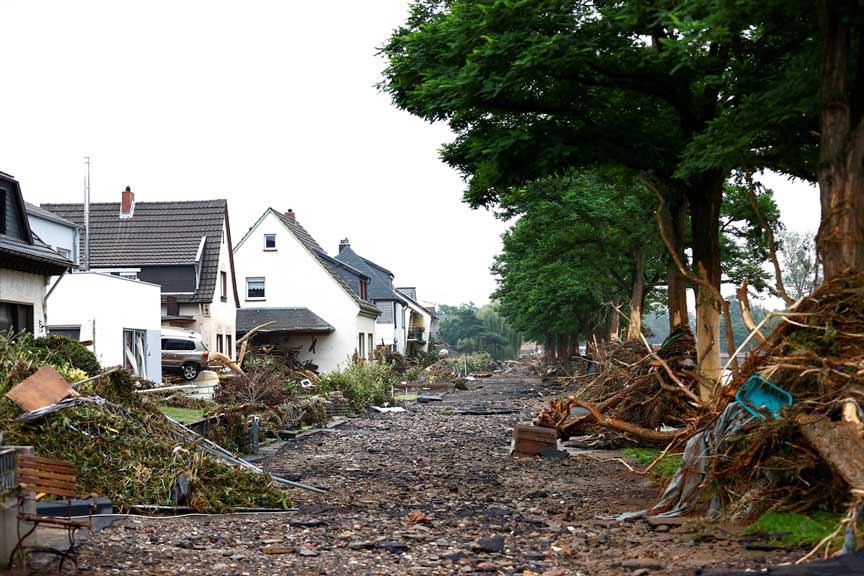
220, 271, 228, 301
216, 334, 224, 354
368, 333, 374, 360
56, 247, 72, 260
246, 277, 265, 300
119, 272, 138, 281
0, 303, 34, 334
226, 334, 233, 359
358, 333, 365, 358
264, 234, 276, 251
48, 326, 81, 340
360, 279, 368, 300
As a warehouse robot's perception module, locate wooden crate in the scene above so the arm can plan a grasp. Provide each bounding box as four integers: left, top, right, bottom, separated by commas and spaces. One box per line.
512, 425, 557, 456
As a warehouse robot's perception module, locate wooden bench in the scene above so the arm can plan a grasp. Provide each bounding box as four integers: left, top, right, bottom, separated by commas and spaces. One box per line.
8, 454, 93, 573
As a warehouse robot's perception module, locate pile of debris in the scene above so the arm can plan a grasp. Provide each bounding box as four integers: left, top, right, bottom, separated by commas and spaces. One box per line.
535, 326, 702, 444
419, 360, 464, 387
657, 273, 864, 525
2, 367, 291, 512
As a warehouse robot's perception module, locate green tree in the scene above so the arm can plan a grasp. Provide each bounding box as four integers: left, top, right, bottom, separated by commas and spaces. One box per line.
380, 0, 804, 389
779, 230, 820, 300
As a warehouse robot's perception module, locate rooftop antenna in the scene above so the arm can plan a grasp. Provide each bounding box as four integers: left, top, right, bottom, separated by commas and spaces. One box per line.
83, 156, 90, 271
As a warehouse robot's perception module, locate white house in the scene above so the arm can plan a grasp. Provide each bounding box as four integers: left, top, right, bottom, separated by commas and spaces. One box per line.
46, 272, 162, 381
397, 287, 437, 355
0, 171, 73, 335
43, 187, 240, 358
233, 208, 380, 372
333, 239, 409, 354
25, 202, 80, 265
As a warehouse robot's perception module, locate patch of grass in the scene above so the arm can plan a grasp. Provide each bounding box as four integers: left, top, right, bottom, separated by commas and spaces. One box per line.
621, 447, 682, 480
394, 392, 418, 401
159, 406, 205, 423
746, 511, 843, 547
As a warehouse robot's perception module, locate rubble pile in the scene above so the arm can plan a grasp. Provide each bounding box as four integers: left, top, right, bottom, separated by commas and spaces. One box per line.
419, 360, 464, 386
1, 366, 291, 512
535, 326, 701, 444
684, 272, 864, 521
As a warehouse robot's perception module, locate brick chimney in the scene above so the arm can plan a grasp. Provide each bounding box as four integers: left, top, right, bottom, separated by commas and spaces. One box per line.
120, 186, 135, 217
339, 238, 350, 253
284, 208, 295, 223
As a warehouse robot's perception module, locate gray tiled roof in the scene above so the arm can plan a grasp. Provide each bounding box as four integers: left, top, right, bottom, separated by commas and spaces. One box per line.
0, 234, 73, 271
41, 200, 230, 303
334, 245, 403, 302
273, 211, 380, 317
237, 307, 335, 334
0, 172, 72, 275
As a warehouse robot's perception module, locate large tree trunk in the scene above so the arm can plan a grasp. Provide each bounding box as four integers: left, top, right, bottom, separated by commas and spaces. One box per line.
664, 193, 689, 330
816, 1, 864, 280
626, 245, 646, 340
687, 172, 725, 397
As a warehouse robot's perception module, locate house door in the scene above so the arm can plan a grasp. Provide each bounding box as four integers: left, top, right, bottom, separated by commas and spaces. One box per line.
123, 329, 148, 379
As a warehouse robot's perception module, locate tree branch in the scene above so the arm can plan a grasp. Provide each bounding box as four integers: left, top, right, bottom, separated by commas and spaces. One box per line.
745, 171, 793, 305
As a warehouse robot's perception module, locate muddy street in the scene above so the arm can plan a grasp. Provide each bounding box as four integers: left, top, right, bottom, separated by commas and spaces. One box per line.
73, 370, 797, 575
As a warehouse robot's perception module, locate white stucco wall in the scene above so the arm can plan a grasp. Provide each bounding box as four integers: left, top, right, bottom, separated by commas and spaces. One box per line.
233, 210, 367, 372
27, 215, 79, 265
47, 272, 162, 380
0, 269, 47, 335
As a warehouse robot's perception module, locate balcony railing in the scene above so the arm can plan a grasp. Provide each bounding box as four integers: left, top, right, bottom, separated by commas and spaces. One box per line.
407, 327, 426, 342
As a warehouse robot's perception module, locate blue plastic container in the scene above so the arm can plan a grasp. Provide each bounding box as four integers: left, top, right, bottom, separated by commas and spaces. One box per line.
735, 375, 793, 421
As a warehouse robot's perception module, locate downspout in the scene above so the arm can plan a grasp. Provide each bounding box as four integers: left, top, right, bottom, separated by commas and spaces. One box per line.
42, 267, 69, 336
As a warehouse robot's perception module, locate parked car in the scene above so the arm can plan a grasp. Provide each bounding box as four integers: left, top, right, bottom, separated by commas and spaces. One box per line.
161, 327, 209, 380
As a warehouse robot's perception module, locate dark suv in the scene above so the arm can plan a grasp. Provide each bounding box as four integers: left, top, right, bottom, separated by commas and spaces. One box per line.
161, 328, 210, 380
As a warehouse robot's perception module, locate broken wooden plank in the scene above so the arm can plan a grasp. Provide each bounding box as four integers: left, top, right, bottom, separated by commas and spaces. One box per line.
798, 414, 864, 490
5, 365, 75, 412
512, 425, 557, 456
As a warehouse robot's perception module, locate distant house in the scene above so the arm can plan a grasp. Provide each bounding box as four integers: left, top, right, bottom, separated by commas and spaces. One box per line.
333, 239, 409, 354
25, 202, 80, 265
0, 171, 72, 334
233, 208, 380, 372
42, 187, 240, 358
396, 287, 438, 355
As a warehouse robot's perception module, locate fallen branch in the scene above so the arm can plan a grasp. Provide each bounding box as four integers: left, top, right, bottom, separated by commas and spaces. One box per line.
639, 334, 702, 406
571, 398, 690, 443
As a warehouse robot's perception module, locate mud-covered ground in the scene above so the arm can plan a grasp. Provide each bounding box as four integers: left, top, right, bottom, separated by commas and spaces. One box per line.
53, 368, 805, 575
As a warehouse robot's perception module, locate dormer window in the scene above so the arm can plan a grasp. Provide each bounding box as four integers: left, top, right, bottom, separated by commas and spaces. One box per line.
264, 234, 276, 251
360, 279, 368, 300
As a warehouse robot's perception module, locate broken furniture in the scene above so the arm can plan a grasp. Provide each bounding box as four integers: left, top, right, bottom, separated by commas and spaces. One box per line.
512, 425, 557, 457
8, 454, 94, 572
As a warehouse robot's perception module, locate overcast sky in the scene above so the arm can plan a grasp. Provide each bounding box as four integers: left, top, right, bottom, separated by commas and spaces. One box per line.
0, 1, 820, 307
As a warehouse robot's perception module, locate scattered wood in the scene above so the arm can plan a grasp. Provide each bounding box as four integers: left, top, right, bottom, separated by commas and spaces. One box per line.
5, 365, 76, 411
797, 414, 864, 490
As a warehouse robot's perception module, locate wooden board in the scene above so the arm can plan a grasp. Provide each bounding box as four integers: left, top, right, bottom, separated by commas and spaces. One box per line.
512, 425, 557, 456
798, 414, 864, 490
5, 365, 74, 412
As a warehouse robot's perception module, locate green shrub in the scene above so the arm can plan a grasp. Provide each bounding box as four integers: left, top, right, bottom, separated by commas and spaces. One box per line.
32, 335, 101, 376
317, 361, 396, 411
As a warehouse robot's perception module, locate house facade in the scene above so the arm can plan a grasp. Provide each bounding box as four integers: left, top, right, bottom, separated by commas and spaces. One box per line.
46, 272, 163, 380
233, 208, 380, 372
42, 187, 239, 358
396, 287, 437, 355
25, 203, 80, 265
0, 171, 72, 335
333, 239, 408, 354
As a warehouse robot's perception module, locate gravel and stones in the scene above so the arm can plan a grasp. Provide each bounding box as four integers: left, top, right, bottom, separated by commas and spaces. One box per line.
57, 368, 805, 575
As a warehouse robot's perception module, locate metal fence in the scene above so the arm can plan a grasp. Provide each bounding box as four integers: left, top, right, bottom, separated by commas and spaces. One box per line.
0, 447, 16, 497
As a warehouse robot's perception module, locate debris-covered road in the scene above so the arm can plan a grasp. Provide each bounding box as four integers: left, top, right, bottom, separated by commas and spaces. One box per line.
73, 369, 800, 575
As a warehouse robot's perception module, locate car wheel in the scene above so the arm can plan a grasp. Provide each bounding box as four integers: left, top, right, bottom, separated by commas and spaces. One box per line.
182, 363, 199, 381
